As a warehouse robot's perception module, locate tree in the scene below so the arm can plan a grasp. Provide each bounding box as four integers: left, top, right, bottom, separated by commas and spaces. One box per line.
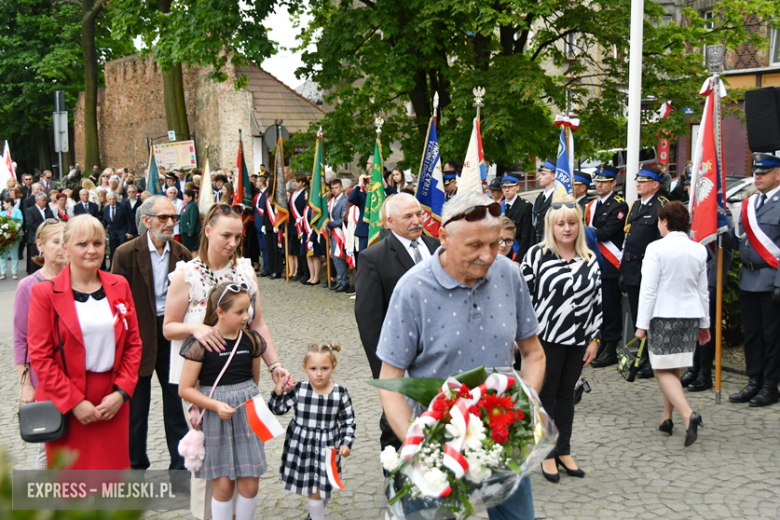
285, 0, 780, 173
0, 0, 132, 173
112, 0, 278, 140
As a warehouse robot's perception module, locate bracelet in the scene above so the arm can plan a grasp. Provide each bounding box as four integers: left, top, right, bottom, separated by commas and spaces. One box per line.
591, 338, 601, 345
267, 362, 282, 374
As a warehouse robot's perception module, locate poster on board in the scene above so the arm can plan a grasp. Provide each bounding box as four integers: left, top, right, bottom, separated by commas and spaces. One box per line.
153, 140, 197, 171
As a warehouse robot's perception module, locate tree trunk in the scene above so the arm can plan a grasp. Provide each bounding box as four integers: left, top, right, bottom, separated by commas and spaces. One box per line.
81, 0, 102, 174
36, 128, 52, 173
158, 0, 189, 141
163, 63, 190, 139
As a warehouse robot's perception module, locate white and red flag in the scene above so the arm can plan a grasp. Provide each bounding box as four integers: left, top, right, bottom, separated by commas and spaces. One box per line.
689, 78, 728, 246
324, 448, 346, 490
245, 394, 285, 442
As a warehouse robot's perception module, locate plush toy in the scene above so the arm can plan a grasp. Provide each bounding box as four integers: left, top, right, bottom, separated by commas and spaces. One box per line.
178, 429, 206, 471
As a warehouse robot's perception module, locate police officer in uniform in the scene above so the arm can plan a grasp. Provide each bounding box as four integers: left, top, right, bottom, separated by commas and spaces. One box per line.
533, 159, 557, 243
500, 174, 534, 262
728, 153, 780, 407
588, 165, 629, 367
573, 171, 592, 213
620, 165, 668, 378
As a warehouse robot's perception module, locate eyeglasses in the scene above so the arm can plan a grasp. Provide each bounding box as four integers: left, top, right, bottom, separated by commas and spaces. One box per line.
147, 214, 178, 223
210, 204, 244, 216
498, 238, 514, 246
217, 282, 250, 306
551, 201, 577, 210
39, 218, 61, 231
442, 203, 501, 227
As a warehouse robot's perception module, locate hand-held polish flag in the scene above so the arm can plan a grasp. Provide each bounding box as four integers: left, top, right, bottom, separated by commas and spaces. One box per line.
689, 78, 728, 245
309, 131, 329, 233
324, 448, 346, 490
364, 137, 385, 246
233, 136, 253, 207
460, 117, 488, 194
554, 116, 578, 196
414, 118, 445, 237
146, 147, 164, 196
245, 395, 285, 442
198, 150, 215, 217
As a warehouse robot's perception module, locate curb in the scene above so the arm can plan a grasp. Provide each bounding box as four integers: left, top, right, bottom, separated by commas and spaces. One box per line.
720, 362, 746, 376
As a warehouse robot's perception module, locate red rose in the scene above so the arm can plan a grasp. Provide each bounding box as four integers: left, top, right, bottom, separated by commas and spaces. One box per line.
432, 398, 449, 415
491, 426, 509, 444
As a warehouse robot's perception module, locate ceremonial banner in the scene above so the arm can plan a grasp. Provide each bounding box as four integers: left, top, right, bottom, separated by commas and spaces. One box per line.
460, 117, 488, 194
0, 141, 15, 189
364, 138, 385, 246
414, 118, 445, 237
269, 137, 289, 227
233, 136, 253, 207
146, 147, 164, 196
308, 132, 329, 233
554, 116, 577, 196
689, 78, 728, 245
198, 151, 215, 217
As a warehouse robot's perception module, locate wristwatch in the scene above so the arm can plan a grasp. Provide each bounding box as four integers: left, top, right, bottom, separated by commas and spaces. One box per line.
114, 386, 130, 402
267, 362, 282, 374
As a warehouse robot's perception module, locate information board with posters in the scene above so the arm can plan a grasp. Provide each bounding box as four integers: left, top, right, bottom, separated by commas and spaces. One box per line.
153, 140, 197, 171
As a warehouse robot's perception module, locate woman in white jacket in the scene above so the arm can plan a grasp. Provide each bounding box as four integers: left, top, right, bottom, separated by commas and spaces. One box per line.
636, 201, 710, 447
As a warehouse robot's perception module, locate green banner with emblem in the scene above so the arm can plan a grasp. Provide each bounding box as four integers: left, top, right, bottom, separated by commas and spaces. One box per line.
364, 138, 385, 246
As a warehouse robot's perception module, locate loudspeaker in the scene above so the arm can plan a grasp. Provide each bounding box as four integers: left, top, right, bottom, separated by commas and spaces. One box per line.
745, 87, 780, 153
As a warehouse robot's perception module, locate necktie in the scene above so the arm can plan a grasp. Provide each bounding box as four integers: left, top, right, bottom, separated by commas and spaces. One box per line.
111, 206, 115, 222
757, 194, 767, 210
84, 203, 88, 213
409, 241, 422, 264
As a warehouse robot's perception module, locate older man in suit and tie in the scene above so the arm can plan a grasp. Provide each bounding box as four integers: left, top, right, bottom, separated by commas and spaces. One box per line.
24, 192, 55, 273
728, 153, 780, 407
112, 195, 192, 473
102, 192, 130, 264
74, 188, 101, 218
355, 193, 439, 451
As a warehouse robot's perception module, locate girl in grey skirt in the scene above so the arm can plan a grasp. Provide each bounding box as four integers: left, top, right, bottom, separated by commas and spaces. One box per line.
179, 282, 284, 520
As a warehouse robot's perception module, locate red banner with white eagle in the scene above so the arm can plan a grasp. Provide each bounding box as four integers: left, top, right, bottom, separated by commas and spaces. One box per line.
689, 78, 728, 246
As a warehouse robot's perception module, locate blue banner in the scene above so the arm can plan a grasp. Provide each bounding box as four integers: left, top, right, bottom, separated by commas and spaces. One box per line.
414, 118, 445, 236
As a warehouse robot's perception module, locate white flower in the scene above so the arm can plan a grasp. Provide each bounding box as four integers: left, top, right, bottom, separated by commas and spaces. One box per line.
465, 464, 492, 484
380, 446, 401, 472
423, 467, 447, 491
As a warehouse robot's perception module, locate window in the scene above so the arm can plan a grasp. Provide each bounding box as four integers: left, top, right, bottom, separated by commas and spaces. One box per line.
565, 32, 578, 59
771, 27, 780, 65
703, 10, 714, 62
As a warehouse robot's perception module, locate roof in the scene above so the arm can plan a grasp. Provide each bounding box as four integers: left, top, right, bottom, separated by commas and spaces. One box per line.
239, 66, 325, 135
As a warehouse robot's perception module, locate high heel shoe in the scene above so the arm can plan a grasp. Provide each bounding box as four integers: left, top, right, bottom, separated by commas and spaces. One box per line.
540, 462, 560, 483
658, 419, 673, 436
684, 412, 704, 447
555, 456, 585, 478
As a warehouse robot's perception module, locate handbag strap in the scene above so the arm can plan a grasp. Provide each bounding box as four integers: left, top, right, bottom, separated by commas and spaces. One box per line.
197, 330, 243, 423
21, 278, 68, 388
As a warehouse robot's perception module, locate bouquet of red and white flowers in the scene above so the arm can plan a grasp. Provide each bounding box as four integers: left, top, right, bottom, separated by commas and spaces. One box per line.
0, 215, 22, 257
369, 366, 557, 519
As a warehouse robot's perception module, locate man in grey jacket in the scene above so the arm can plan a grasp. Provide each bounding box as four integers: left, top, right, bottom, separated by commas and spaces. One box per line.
728, 153, 780, 407
327, 179, 350, 292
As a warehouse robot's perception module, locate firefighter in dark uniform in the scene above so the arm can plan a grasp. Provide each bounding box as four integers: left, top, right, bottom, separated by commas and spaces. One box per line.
573, 171, 592, 214
532, 158, 557, 243
443, 172, 458, 201
728, 153, 780, 407
620, 165, 668, 378
588, 165, 629, 367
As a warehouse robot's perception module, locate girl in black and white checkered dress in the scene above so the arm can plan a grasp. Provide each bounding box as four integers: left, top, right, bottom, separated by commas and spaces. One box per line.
268, 343, 356, 520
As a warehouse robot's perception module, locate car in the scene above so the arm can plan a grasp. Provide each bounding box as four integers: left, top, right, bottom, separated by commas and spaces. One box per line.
582, 147, 659, 197
725, 176, 755, 217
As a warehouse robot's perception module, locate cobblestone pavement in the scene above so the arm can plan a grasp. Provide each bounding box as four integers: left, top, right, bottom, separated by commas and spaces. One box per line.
3, 274, 780, 519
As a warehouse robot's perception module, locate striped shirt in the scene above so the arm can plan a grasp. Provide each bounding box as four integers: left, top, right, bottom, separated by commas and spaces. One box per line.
521, 245, 602, 346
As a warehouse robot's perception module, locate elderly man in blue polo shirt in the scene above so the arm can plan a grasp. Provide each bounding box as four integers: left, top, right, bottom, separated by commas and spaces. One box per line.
376, 191, 546, 520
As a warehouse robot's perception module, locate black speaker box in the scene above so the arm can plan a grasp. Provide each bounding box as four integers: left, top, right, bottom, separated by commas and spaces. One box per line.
745, 87, 780, 153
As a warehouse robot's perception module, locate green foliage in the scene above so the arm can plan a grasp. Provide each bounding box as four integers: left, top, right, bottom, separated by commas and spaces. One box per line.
112, 0, 278, 87
284, 0, 780, 172
367, 365, 488, 405
0, 0, 134, 167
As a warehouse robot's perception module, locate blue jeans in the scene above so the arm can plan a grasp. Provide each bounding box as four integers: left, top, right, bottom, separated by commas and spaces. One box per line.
1, 240, 20, 275
487, 477, 534, 520
332, 256, 349, 286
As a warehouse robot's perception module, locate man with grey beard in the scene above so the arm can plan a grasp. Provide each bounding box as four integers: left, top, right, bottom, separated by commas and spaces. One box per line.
111, 196, 192, 478
354, 193, 439, 452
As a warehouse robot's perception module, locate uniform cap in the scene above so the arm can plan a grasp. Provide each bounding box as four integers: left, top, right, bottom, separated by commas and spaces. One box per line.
500, 175, 520, 186
443, 172, 457, 184
573, 171, 592, 186
539, 159, 556, 172
635, 166, 663, 182
594, 164, 619, 181
488, 178, 503, 191
751, 152, 780, 174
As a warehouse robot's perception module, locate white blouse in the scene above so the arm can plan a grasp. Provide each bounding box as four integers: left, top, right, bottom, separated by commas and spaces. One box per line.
75, 295, 115, 372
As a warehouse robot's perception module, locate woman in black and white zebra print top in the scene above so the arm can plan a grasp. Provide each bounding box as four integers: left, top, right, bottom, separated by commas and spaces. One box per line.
521, 195, 602, 483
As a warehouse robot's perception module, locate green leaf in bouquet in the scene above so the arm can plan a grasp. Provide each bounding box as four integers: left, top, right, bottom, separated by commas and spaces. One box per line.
388, 481, 412, 506
505, 458, 523, 474
366, 365, 489, 405
456, 487, 475, 518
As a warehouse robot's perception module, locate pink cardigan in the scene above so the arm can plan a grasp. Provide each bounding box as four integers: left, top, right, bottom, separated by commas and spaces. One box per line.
13, 273, 48, 387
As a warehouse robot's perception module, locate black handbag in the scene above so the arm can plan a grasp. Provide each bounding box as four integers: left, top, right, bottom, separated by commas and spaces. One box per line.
18, 286, 69, 443
616, 337, 647, 383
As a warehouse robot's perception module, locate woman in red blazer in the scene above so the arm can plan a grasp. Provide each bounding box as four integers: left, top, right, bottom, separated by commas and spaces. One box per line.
28, 215, 142, 469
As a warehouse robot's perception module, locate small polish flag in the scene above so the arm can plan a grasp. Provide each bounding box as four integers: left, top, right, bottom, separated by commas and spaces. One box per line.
245, 395, 285, 442
324, 448, 345, 490
657, 101, 672, 119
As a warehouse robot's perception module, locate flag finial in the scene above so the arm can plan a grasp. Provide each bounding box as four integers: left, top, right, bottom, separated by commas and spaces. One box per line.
433, 92, 439, 110
473, 87, 485, 108
375, 117, 384, 135
317, 126, 323, 138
